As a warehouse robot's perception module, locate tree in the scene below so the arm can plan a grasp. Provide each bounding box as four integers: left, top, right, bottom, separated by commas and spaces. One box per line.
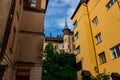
42, 42, 77, 80
91, 66, 110, 80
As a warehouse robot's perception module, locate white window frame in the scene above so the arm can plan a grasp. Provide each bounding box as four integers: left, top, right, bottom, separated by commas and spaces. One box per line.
73, 20, 78, 29
76, 46, 80, 54
31, 0, 36, 8
95, 33, 102, 44
106, 0, 117, 9
92, 16, 99, 27
111, 45, 120, 59
75, 32, 79, 41
99, 52, 106, 64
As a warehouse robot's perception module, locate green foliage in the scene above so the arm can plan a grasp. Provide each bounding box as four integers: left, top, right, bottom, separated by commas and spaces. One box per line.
42, 42, 77, 80
91, 66, 110, 80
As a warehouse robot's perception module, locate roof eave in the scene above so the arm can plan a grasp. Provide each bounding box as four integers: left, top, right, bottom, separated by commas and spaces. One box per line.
71, 0, 89, 19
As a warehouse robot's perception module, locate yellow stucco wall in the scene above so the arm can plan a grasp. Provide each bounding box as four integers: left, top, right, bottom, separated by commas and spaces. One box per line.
88, 0, 120, 73
72, 4, 97, 80
71, 0, 120, 79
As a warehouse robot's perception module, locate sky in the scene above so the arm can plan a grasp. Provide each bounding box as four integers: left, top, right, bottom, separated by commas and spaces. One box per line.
44, 0, 80, 37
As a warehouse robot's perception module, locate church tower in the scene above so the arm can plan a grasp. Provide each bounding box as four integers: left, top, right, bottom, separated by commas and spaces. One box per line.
63, 20, 71, 52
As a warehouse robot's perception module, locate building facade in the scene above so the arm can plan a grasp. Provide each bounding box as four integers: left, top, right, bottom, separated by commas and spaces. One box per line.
0, 0, 48, 80
44, 20, 75, 54
71, 0, 120, 80
44, 35, 64, 52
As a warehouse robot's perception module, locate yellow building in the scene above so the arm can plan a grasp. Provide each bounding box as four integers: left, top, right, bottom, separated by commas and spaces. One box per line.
71, 0, 120, 80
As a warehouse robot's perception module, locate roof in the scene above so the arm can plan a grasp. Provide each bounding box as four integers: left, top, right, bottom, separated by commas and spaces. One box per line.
45, 37, 63, 42
64, 19, 69, 29
71, 0, 89, 19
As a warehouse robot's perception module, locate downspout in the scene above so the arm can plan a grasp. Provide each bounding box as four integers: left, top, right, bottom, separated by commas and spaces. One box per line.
117, 0, 120, 9
82, 3, 99, 74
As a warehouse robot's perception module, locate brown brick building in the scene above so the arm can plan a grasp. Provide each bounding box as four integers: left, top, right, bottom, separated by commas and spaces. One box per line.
0, 0, 48, 80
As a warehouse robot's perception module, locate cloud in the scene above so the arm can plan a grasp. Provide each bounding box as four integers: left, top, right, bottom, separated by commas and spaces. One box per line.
45, 0, 80, 37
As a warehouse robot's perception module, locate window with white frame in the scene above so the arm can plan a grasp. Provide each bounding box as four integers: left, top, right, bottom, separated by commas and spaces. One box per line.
73, 20, 78, 28
95, 33, 102, 44
111, 44, 120, 59
92, 16, 99, 26
99, 52, 106, 64
31, 0, 36, 8
76, 46, 80, 54
75, 32, 79, 41
106, 0, 117, 9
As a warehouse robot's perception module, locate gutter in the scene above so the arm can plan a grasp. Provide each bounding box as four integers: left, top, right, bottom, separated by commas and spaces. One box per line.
71, 0, 89, 19
82, 3, 99, 73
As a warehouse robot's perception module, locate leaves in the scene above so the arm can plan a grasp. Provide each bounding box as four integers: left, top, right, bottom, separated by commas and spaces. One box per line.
91, 67, 110, 80
42, 42, 77, 80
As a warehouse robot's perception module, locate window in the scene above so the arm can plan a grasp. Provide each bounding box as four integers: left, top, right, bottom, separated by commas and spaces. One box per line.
55, 44, 58, 49
95, 33, 102, 44
64, 38, 66, 42
72, 36, 74, 41
99, 52, 106, 64
92, 16, 99, 26
77, 61, 82, 71
111, 44, 120, 59
76, 46, 80, 54
75, 32, 79, 41
73, 20, 78, 28
9, 27, 16, 52
31, 0, 36, 8
106, 0, 117, 9
62, 45, 64, 49
68, 45, 69, 49
73, 45, 75, 51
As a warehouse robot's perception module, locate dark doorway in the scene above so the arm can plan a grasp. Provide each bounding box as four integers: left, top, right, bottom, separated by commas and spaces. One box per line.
16, 75, 29, 80
81, 70, 91, 80
111, 73, 120, 80
0, 65, 6, 80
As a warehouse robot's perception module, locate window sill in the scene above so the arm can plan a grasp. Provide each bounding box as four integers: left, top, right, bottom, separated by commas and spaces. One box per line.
76, 53, 81, 56
112, 56, 120, 60
96, 41, 102, 45
99, 62, 107, 65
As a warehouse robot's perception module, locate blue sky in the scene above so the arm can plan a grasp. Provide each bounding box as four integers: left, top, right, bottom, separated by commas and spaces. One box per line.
44, 0, 79, 37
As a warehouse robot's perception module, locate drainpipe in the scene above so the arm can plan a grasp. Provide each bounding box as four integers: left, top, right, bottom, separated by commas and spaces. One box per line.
82, 3, 99, 74
117, 0, 120, 9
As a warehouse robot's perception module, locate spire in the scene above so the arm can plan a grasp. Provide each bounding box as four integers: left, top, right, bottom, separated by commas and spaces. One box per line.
64, 19, 69, 29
